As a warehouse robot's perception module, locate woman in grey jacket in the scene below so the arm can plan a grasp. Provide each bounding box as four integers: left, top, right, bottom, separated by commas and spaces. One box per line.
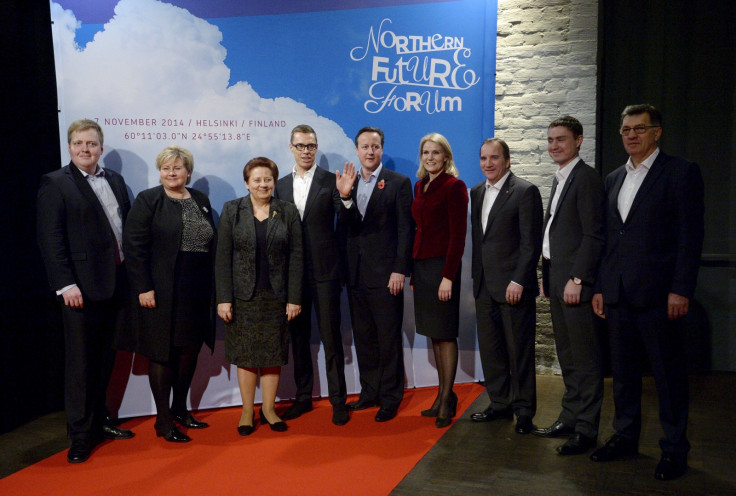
215, 157, 303, 435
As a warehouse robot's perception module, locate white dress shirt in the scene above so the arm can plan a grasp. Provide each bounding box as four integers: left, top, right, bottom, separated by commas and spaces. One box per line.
481, 170, 510, 233
618, 148, 659, 222
542, 156, 580, 259
292, 164, 316, 219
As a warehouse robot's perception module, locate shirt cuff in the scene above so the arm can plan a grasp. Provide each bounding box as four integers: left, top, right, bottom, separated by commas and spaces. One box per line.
56, 284, 77, 296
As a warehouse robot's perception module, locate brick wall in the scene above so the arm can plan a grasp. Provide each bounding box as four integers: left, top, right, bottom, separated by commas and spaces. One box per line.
495, 0, 599, 374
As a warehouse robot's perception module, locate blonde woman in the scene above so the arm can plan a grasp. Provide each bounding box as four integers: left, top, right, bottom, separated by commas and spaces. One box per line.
410, 133, 468, 428
124, 145, 216, 442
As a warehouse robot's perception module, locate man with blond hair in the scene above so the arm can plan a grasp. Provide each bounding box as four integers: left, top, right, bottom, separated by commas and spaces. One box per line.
37, 119, 134, 463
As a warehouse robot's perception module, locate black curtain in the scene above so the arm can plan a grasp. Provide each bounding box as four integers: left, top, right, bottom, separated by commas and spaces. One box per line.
597, 0, 735, 254
0, 0, 64, 434
597, 0, 736, 371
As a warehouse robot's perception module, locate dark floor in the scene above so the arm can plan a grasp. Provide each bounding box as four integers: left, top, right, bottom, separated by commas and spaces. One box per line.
2, 375, 735, 496
392, 374, 736, 496
0, 410, 67, 479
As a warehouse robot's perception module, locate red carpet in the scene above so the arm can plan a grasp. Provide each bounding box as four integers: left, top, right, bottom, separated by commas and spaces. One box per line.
1, 383, 484, 496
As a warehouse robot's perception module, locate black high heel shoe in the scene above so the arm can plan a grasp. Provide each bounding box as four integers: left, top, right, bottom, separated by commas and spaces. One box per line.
421, 402, 440, 418
237, 413, 255, 436
259, 409, 288, 432
172, 411, 209, 429
155, 423, 192, 443
435, 392, 458, 428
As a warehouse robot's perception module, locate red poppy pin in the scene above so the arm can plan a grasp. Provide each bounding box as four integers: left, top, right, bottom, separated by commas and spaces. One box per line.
377, 179, 385, 190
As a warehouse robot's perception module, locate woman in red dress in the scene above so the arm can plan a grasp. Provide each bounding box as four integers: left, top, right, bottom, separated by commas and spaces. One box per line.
411, 133, 468, 428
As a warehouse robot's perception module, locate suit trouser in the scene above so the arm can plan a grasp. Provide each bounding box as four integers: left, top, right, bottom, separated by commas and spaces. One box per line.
549, 295, 603, 438
290, 278, 347, 406
475, 283, 536, 417
347, 280, 404, 410
605, 300, 690, 455
61, 291, 123, 441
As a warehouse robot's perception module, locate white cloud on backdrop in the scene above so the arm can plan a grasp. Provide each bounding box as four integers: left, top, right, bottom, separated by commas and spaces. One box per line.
51, 0, 357, 210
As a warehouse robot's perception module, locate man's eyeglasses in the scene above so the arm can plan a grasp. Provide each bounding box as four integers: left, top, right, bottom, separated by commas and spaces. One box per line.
292, 143, 317, 151
620, 125, 659, 135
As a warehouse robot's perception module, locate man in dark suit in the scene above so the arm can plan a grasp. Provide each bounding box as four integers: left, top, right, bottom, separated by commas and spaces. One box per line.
335, 126, 413, 422
532, 117, 605, 455
275, 124, 349, 426
469, 138, 543, 434
590, 104, 704, 481
37, 119, 134, 463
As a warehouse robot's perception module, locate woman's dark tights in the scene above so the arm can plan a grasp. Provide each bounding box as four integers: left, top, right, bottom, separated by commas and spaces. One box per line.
149, 345, 200, 429
433, 338, 458, 418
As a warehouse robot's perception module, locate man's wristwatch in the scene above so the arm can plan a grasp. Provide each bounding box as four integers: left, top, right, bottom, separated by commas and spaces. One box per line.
571, 277, 582, 285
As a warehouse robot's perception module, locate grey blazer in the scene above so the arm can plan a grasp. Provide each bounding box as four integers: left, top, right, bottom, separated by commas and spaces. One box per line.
470, 172, 543, 301
541, 160, 605, 301
215, 195, 303, 304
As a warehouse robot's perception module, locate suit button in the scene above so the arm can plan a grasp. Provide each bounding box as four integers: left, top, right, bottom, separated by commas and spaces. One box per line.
619, 230, 624, 235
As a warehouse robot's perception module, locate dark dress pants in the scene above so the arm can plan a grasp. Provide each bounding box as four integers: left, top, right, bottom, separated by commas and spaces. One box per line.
549, 295, 603, 438
347, 278, 405, 410
475, 282, 537, 417
290, 278, 347, 406
61, 280, 126, 440
605, 299, 690, 455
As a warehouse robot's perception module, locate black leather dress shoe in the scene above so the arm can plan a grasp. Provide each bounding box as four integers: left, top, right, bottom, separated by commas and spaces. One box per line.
67, 439, 93, 464
332, 405, 350, 426
556, 432, 597, 455
156, 425, 192, 443
532, 420, 574, 438
281, 400, 314, 420
654, 453, 687, 481
347, 398, 379, 411
103, 419, 135, 439
590, 434, 638, 462
374, 407, 397, 422
515, 415, 536, 434
172, 411, 209, 429
470, 407, 513, 423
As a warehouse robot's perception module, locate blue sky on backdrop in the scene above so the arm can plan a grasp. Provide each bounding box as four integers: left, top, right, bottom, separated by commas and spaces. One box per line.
54, 0, 495, 190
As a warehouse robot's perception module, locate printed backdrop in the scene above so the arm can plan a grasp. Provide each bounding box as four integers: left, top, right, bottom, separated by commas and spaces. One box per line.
51, 0, 497, 417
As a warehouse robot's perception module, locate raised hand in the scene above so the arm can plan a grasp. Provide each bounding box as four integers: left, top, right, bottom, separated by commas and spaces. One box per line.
336, 161, 357, 198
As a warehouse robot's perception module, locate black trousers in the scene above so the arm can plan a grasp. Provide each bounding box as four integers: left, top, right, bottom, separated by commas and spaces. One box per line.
605, 299, 690, 455
290, 278, 347, 406
60, 278, 126, 441
347, 280, 405, 410
549, 295, 603, 437
475, 282, 537, 417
